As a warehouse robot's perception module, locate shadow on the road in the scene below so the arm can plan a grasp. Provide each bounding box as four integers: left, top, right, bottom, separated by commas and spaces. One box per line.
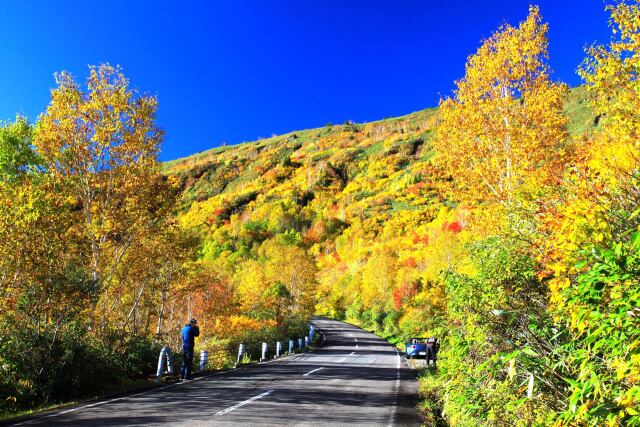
12, 319, 420, 426
25, 415, 169, 426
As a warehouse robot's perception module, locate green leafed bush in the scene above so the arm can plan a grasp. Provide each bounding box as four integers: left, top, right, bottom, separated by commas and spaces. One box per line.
555, 232, 640, 426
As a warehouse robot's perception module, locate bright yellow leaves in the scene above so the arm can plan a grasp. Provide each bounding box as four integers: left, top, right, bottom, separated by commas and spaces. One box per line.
360, 246, 397, 307
34, 64, 164, 287
579, 0, 640, 190
0, 64, 194, 341
545, 0, 640, 311
581, 1, 640, 145
230, 239, 317, 331
434, 6, 568, 205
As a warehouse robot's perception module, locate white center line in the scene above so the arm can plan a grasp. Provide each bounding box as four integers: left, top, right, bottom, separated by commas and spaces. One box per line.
337, 351, 356, 363
215, 390, 274, 416
302, 367, 324, 377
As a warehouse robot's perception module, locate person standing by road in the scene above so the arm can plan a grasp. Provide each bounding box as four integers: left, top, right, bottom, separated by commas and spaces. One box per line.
181, 318, 200, 381
425, 337, 438, 367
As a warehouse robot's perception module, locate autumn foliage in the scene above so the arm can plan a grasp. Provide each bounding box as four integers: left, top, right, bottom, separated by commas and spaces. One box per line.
2, 2, 640, 425
434, 7, 568, 205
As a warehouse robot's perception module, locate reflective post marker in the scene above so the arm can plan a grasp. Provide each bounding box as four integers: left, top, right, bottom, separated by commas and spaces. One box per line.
166, 348, 174, 375
200, 350, 209, 372
236, 343, 246, 365
156, 346, 173, 384
276, 341, 282, 357
527, 372, 535, 398
261, 342, 268, 361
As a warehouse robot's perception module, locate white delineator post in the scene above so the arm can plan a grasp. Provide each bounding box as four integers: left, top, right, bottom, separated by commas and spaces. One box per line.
276, 341, 282, 358
298, 338, 303, 349
305, 336, 310, 347
200, 350, 209, 372
236, 343, 246, 365
156, 346, 174, 384
288, 339, 294, 353
261, 342, 268, 361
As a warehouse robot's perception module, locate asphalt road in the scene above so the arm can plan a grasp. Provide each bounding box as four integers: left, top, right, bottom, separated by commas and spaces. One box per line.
10, 318, 420, 426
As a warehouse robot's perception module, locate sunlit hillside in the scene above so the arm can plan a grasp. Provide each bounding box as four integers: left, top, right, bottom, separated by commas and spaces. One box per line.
166, 86, 596, 281
4, 1, 639, 424
166, 86, 594, 242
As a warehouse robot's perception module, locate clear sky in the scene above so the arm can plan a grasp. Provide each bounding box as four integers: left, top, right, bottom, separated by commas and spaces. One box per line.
0, 1, 611, 161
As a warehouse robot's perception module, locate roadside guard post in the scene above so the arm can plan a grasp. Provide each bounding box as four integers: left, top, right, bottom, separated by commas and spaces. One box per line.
288, 339, 294, 353
200, 350, 208, 372
309, 325, 315, 340
299, 338, 303, 349
276, 341, 282, 357
261, 342, 268, 361
236, 343, 246, 365
305, 336, 310, 347
156, 346, 174, 384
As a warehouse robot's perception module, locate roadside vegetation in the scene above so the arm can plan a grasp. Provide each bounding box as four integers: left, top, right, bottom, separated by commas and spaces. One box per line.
1, 1, 639, 425
0, 66, 313, 416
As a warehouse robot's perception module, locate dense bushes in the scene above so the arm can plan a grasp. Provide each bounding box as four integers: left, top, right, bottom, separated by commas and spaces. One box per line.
0, 321, 161, 415
401, 230, 640, 426
555, 233, 640, 425
417, 237, 561, 426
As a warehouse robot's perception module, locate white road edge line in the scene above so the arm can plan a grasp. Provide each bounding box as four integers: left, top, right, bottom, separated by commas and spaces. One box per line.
215, 390, 274, 416
14, 358, 283, 427
302, 367, 324, 377
13, 383, 175, 426
14, 330, 321, 426
387, 348, 401, 427
14, 323, 332, 425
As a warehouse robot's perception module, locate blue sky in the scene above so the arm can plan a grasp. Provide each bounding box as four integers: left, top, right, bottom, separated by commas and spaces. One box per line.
0, 1, 611, 161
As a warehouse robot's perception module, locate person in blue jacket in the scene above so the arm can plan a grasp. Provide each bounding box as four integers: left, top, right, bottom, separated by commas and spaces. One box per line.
181, 318, 200, 380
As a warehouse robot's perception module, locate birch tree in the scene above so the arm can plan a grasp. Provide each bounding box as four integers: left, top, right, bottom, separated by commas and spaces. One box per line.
433, 6, 568, 205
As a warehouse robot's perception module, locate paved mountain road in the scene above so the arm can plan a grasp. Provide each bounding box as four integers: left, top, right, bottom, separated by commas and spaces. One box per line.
11, 318, 420, 426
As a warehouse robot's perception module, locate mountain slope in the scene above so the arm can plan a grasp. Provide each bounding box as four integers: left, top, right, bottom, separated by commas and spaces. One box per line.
166, 86, 594, 244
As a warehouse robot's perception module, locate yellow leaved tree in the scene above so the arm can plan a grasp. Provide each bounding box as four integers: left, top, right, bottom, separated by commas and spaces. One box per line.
548, 0, 640, 305
34, 64, 166, 333
433, 6, 568, 206
579, 0, 640, 186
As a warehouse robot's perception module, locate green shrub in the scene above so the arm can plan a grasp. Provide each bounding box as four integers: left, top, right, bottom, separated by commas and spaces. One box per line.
421, 237, 563, 426
0, 322, 161, 415
555, 232, 640, 426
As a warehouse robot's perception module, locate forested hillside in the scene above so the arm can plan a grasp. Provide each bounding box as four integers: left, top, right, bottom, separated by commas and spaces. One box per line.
165, 5, 640, 426
1, 2, 639, 426
166, 86, 592, 339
